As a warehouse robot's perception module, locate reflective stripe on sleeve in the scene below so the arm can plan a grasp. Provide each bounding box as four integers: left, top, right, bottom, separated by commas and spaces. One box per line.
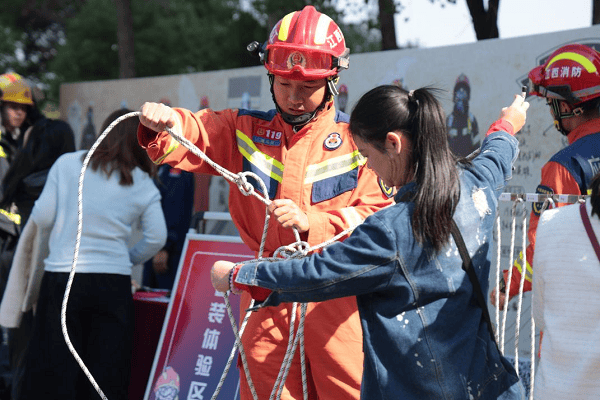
154, 136, 180, 165
514, 251, 533, 283
0, 209, 20, 225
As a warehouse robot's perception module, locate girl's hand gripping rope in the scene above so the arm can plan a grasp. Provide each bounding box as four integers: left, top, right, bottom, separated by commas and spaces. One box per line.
211, 260, 236, 293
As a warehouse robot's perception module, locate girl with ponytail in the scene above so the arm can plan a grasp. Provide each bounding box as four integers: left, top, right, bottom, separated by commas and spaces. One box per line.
212, 85, 530, 399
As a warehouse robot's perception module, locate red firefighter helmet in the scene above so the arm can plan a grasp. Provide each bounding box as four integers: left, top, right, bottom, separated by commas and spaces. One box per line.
264, 6, 349, 81
528, 43, 600, 105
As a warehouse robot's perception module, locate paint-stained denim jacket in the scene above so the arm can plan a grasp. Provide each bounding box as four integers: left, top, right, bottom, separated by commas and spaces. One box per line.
235, 130, 523, 399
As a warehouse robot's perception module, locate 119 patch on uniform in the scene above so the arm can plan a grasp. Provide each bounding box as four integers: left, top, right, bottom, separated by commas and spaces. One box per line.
254, 127, 282, 146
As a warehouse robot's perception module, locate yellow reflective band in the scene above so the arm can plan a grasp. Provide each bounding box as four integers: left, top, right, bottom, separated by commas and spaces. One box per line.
278, 12, 295, 42
304, 150, 366, 184
314, 14, 332, 45
0, 146, 6, 159
0, 209, 20, 225
514, 251, 533, 283
154, 136, 180, 165
548, 52, 598, 73
236, 130, 284, 182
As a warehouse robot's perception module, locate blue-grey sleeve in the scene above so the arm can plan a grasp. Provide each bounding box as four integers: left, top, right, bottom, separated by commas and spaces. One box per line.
235, 211, 401, 306
470, 131, 519, 195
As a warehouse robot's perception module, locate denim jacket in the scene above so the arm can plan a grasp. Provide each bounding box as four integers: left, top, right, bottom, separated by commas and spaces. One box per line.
236, 131, 522, 399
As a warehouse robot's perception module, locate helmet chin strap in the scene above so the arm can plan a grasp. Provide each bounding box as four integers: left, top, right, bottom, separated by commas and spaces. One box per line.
549, 98, 583, 136
269, 74, 336, 128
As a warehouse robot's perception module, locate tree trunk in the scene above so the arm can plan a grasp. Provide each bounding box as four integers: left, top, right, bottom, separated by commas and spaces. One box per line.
594, 0, 600, 24
466, 0, 500, 40
379, 0, 398, 50
115, 0, 135, 79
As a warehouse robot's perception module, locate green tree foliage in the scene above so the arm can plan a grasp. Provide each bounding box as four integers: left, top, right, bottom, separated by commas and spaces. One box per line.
1, 0, 382, 106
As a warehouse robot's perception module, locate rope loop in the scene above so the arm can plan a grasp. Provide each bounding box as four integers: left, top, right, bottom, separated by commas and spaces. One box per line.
235, 173, 255, 197
273, 241, 310, 259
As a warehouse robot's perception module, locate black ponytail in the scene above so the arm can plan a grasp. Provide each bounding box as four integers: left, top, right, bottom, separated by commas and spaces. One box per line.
350, 85, 460, 252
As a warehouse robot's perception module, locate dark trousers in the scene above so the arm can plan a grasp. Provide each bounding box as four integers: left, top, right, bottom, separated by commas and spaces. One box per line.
19, 271, 134, 400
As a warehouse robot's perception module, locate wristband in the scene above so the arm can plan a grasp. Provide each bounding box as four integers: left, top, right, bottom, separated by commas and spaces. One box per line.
229, 267, 242, 295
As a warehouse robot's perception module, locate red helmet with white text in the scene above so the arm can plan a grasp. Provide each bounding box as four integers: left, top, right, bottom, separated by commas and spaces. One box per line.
528, 43, 600, 134
528, 43, 600, 105
263, 5, 349, 81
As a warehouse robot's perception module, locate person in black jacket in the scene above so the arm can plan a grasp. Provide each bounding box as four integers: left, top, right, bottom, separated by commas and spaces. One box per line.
0, 72, 75, 400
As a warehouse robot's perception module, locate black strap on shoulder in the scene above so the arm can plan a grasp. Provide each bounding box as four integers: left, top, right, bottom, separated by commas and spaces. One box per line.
450, 220, 499, 350
580, 202, 600, 262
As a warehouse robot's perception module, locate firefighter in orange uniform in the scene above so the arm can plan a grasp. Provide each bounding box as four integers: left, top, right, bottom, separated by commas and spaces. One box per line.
137, 6, 394, 400
495, 43, 600, 304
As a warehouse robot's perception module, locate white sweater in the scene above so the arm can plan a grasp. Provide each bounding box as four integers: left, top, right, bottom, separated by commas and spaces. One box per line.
533, 201, 600, 399
30, 150, 167, 275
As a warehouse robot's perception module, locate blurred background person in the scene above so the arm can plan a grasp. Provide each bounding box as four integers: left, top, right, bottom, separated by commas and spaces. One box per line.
17, 108, 166, 400
142, 163, 194, 291
0, 72, 75, 399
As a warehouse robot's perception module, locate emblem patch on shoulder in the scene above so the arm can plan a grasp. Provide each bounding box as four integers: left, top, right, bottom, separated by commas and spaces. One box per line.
378, 178, 395, 198
324, 132, 343, 150
253, 126, 282, 146
532, 184, 554, 216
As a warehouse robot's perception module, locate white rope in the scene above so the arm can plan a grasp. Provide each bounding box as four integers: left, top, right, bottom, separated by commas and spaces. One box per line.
499, 199, 521, 354
513, 200, 528, 373
62, 111, 137, 400
493, 213, 501, 345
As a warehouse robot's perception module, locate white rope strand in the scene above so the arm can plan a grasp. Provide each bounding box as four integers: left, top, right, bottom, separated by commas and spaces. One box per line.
493, 213, 502, 345
500, 199, 521, 354
63, 111, 137, 400
513, 200, 528, 372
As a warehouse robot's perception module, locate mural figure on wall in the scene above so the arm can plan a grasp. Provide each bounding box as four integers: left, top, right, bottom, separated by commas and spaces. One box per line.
446, 73, 479, 157
337, 84, 348, 112
80, 105, 96, 150
199, 96, 209, 111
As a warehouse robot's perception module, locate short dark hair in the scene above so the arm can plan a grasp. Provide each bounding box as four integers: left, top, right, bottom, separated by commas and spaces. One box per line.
86, 108, 157, 185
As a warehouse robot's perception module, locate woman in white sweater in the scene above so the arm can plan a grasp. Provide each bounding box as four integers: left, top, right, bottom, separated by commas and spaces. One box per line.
533, 172, 600, 400
18, 109, 167, 400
